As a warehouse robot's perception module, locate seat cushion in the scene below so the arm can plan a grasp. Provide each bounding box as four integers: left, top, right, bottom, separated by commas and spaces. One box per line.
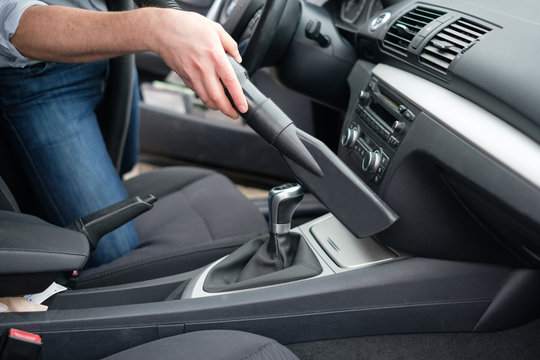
102, 330, 299, 360
74, 167, 267, 288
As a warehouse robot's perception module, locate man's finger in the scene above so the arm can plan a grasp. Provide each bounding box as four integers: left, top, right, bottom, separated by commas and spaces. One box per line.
216, 25, 242, 64
203, 72, 239, 118
216, 52, 248, 114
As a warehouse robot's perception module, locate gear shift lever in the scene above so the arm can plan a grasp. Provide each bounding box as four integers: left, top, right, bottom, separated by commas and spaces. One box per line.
268, 183, 303, 235
267, 183, 303, 270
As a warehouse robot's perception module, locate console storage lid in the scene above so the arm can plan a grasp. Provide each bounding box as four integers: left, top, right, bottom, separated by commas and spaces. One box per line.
0, 210, 89, 274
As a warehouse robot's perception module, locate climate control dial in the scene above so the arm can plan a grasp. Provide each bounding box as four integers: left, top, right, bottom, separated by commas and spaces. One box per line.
341, 126, 360, 148
362, 149, 381, 175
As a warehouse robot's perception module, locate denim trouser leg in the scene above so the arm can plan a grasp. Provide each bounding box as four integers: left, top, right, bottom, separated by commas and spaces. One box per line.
0, 61, 139, 267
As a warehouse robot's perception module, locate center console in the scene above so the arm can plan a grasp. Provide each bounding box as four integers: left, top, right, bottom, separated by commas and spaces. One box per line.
184, 213, 400, 298
338, 74, 420, 187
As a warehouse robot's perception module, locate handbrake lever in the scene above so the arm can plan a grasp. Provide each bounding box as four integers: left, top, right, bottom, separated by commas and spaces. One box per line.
68, 194, 157, 250
225, 57, 398, 237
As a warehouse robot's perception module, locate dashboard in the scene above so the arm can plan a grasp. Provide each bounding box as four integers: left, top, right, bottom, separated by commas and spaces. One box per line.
327, 0, 540, 142
298, 0, 540, 268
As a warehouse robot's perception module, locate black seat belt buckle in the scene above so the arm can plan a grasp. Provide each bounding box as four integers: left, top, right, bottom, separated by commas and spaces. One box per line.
0, 328, 42, 360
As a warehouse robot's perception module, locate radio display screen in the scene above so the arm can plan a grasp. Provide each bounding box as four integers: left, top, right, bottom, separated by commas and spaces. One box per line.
380, 94, 399, 111
369, 101, 396, 129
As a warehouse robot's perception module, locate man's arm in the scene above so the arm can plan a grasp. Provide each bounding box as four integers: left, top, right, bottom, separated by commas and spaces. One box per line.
11, 5, 247, 117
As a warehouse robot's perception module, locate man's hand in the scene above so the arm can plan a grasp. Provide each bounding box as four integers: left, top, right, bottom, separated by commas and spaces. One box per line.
147, 10, 248, 118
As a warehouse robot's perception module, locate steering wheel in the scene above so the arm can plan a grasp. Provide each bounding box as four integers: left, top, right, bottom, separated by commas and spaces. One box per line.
218, 0, 301, 75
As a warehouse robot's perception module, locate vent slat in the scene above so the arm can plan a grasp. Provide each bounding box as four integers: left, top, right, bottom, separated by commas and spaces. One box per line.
383, 40, 408, 52
436, 33, 468, 48
383, 41, 408, 56
456, 19, 490, 34
419, 53, 451, 72
386, 31, 413, 43
415, 8, 446, 19
383, 6, 447, 57
406, 12, 436, 24
448, 24, 482, 40
443, 27, 477, 43
423, 46, 458, 61
400, 17, 428, 27
419, 18, 492, 74
451, 23, 484, 37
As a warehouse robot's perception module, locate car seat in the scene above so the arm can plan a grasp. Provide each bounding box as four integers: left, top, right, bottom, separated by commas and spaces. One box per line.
0, 67, 267, 291
102, 330, 298, 360
0, 154, 267, 290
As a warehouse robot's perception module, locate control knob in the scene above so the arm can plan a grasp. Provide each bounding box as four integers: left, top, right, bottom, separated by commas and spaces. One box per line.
358, 90, 370, 102
392, 120, 406, 134
362, 149, 381, 175
341, 127, 359, 148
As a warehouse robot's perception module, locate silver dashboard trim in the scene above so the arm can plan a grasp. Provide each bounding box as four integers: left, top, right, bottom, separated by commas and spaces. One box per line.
372, 64, 540, 189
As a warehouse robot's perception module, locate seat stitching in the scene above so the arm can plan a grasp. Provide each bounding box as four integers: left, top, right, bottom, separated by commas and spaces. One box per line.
240, 341, 282, 360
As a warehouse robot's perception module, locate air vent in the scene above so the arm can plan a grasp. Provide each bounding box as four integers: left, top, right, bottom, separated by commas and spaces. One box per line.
419, 19, 491, 73
383, 7, 446, 56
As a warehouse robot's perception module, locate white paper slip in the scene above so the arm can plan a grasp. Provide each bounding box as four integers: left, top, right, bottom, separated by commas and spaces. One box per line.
24, 282, 68, 304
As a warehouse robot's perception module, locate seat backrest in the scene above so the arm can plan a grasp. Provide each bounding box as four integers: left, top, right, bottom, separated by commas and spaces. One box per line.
0, 176, 19, 212
0, 127, 40, 215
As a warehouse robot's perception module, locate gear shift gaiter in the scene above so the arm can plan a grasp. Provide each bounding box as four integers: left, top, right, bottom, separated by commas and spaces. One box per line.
203, 184, 322, 292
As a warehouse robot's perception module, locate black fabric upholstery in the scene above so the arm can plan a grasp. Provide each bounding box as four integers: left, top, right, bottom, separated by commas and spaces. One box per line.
74, 167, 267, 288
102, 330, 299, 360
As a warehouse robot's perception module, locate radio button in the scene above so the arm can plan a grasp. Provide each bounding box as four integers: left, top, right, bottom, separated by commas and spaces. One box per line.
403, 109, 415, 122
376, 165, 386, 176
381, 153, 390, 167
373, 175, 382, 184
398, 105, 408, 114
359, 146, 367, 158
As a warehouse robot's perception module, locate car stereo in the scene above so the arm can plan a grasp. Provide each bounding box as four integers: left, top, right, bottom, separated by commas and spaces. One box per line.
339, 77, 419, 185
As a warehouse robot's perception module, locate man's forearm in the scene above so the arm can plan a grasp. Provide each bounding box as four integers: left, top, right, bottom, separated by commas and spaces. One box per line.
10, 4, 249, 118
11, 5, 160, 63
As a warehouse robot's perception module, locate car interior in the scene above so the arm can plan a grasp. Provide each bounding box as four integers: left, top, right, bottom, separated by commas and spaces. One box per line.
1, 0, 539, 359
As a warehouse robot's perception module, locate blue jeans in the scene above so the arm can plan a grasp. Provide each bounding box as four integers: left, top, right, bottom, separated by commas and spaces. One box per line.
0, 61, 139, 267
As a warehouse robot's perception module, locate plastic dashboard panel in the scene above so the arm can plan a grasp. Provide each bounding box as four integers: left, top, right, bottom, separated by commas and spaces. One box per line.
339, 61, 540, 266
373, 0, 540, 143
